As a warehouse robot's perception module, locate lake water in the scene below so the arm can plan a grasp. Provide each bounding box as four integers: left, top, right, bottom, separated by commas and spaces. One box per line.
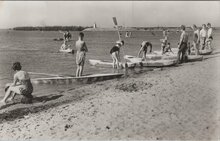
0, 29, 219, 98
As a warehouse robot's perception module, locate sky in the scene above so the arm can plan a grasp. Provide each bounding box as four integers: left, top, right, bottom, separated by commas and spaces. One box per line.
0, 1, 220, 28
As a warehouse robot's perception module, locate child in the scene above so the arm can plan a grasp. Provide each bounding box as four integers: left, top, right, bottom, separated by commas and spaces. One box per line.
164, 42, 173, 54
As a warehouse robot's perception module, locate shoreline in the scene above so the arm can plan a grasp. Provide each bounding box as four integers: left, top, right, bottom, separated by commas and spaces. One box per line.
0, 52, 220, 140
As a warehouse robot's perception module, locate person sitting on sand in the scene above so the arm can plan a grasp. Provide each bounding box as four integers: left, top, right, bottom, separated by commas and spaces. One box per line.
60, 40, 71, 50
75, 32, 88, 77
199, 24, 207, 50
110, 40, 124, 69
206, 23, 213, 50
192, 24, 200, 55
160, 29, 169, 54
177, 25, 189, 64
137, 41, 152, 61
0, 62, 33, 107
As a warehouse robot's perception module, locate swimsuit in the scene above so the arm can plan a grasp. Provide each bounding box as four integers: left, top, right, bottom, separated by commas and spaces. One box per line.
110, 46, 120, 54
76, 51, 86, 66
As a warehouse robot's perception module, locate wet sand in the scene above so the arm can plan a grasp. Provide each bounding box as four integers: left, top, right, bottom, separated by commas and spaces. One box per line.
0, 52, 220, 140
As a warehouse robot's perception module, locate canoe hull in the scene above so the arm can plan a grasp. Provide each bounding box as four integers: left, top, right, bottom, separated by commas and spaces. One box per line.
124, 55, 177, 67
31, 73, 124, 85
89, 59, 136, 68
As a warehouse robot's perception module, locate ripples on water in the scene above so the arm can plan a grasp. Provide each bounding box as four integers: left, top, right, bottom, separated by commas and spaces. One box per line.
0, 30, 219, 97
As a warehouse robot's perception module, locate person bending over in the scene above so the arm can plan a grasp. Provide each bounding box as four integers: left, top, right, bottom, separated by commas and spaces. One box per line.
137, 41, 152, 61
110, 40, 124, 69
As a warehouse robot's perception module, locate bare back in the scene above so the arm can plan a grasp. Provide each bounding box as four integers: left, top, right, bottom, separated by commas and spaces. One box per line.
75, 40, 88, 52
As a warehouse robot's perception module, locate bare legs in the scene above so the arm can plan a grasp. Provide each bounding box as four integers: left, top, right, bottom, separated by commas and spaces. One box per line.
111, 53, 120, 69
0, 85, 24, 105
76, 65, 84, 77
193, 42, 200, 55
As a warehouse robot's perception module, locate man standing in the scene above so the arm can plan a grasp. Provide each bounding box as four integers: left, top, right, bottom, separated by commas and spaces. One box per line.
177, 25, 189, 64
206, 23, 213, 50
192, 24, 200, 55
200, 24, 207, 50
75, 32, 88, 77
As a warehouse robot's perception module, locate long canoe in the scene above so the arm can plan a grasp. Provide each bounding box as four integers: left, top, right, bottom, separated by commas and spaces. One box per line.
31, 73, 124, 84
124, 55, 177, 67
89, 59, 136, 68
190, 49, 213, 55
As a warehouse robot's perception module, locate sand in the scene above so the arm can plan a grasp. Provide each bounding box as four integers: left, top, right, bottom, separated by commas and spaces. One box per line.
0, 52, 220, 140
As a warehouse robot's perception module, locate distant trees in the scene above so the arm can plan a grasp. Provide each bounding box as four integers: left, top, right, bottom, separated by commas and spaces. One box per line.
12, 26, 92, 31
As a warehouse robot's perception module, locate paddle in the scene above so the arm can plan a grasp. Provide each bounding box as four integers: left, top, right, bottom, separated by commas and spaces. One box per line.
112, 17, 128, 69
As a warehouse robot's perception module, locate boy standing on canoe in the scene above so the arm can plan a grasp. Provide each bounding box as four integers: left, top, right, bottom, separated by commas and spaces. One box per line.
160, 29, 169, 54
200, 24, 207, 50
206, 23, 213, 50
177, 25, 189, 64
75, 32, 88, 77
137, 41, 152, 61
192, 24, 200, 55
110, 40, 124, 69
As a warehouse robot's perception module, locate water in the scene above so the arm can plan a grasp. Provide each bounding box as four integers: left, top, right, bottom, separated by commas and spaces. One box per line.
0, 29, 220, 97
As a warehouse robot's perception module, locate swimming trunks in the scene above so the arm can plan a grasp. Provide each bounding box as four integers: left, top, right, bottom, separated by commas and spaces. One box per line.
110, 46, 120, 54
76, 51, 86, 66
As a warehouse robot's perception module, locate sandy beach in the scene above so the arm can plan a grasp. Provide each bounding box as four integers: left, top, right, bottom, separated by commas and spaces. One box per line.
0, 51, 219, 140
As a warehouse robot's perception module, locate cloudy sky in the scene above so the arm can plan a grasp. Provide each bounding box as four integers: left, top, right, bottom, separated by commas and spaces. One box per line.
0, 1, 219, 28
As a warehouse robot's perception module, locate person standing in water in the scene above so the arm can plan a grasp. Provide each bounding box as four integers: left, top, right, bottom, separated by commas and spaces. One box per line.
177, 25, 189, 64
199, 24, 207, 50
160, 29, 169, 54
0, 62, 33, 106
192, 24, 200, 55
206, 23, 213, 50
137, 41, 152, 61
75, 32, 88, 77
110, 40, 124, 69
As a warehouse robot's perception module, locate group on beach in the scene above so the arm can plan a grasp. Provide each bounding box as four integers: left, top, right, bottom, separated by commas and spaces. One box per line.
0, 23, 214, 107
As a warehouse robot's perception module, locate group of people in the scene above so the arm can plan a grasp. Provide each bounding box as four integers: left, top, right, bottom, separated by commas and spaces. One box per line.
0, 32, 88, 107
0, 23, 214, 107
60, 30, 72, 41
137, 23, 214, 64
177, 23, 213, 63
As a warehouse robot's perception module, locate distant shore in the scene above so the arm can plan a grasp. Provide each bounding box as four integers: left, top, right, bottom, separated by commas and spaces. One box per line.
9, 26, 220, 32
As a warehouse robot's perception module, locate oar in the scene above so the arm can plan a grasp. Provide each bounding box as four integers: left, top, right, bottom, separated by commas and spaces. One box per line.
112, 17, 128, 69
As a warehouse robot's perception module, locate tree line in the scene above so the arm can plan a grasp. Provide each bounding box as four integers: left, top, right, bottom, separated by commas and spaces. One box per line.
12, 26, 92, 31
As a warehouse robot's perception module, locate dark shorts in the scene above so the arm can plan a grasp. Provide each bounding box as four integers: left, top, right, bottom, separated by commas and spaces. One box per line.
208, 36, 213, 40
179, 42, 188, 53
